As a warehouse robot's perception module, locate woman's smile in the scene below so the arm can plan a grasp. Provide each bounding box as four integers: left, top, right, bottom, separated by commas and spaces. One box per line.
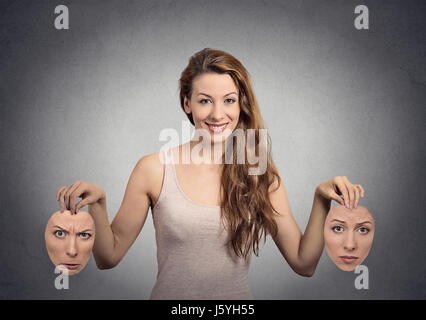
205, 122, 229, 133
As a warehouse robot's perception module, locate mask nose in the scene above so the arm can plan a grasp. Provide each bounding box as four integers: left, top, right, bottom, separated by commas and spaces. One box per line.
344, 231, 357, 252
66, 237, 78, 257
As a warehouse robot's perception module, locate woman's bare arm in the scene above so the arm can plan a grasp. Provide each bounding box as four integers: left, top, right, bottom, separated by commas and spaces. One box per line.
269, 176, 362, 276
88, 152, 162, 269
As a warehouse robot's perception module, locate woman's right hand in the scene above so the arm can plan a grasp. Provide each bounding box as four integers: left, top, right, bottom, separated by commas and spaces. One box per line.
56, 180, 106, 214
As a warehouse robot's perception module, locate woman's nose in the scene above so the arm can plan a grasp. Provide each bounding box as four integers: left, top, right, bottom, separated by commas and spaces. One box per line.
210, 104, 225, 121
344, 231, 357, 251
66, 237, 78, 257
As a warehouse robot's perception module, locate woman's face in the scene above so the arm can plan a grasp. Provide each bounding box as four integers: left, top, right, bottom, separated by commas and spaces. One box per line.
324, 205, 375, 271
45, 210, 95, 275
183, 72, 241, 144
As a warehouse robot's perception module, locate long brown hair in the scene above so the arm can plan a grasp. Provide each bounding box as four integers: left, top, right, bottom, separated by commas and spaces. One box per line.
179, 48, 282, 259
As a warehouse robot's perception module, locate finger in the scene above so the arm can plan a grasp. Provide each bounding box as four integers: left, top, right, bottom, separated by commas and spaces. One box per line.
64, 181, 82, 212
330, 191, 345, 206
348, 185, 356, 209
356, 184, 365, 198
75, 196, 94, 213
58, 188, 68, 213
69, 182, 86, 214
75, 201, 83, 213
354, 186, 360, 208
57, 187, 68, 212
56, 186, 67, 202
336, 177, 350, 209
342, 176, 356, 209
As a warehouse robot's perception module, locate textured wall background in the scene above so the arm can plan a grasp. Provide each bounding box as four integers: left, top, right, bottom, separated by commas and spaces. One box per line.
0, 0, 425, 299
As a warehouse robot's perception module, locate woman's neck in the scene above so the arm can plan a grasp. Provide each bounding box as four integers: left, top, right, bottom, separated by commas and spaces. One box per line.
179, 140, 226, 168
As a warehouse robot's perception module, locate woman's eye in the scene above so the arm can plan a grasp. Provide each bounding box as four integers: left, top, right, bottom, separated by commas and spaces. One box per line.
358, 227, 370, 234
332, 226, 344, 233
79, 232, 91, 240
225, 98, 236, 104
199, 99, 211, 104
54, 230, 66, 238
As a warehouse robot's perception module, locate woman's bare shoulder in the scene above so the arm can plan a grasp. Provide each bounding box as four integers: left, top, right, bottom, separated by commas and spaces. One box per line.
130, 151, 165, 195
136, 151, 164, 178
135, 145, 180, 179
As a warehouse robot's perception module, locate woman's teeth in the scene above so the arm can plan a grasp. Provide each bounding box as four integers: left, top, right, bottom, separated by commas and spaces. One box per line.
207, 123, 227, 133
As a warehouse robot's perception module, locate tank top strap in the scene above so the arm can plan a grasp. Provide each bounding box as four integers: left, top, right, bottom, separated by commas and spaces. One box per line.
162, 147, 175, 190
164, 148, 175, 185
162, 147, 173, 167
165, 147, 183, 194
153, 148, 179, 211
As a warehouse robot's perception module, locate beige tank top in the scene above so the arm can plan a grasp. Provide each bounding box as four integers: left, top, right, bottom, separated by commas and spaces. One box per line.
149, 148, 252, 300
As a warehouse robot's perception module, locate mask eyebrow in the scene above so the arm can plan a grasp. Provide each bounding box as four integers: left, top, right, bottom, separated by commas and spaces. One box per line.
53, 225, 93, 233
77, 229, 93, 233
355, 221, 372, 226
330, 219, 347, 224
53, 225, 69, 232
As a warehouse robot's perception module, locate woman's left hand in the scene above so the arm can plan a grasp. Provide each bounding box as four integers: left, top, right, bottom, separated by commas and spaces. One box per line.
315, 176, 365, 209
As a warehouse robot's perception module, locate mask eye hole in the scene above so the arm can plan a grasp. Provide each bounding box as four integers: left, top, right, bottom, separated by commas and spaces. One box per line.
332, 226, 344, 233
54, 230, 66, 238
78, 232, 92, 240
357, 227, 370, 234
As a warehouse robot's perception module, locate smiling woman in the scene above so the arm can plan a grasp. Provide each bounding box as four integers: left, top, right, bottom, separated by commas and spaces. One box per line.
44, 210, 96, 276
183, 73, 241, 142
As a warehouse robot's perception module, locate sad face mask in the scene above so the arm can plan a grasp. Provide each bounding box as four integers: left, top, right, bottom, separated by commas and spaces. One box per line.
324, 205, 375, 272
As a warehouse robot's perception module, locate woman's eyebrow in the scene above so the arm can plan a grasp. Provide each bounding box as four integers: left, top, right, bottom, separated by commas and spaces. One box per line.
197, 92, 238, 98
